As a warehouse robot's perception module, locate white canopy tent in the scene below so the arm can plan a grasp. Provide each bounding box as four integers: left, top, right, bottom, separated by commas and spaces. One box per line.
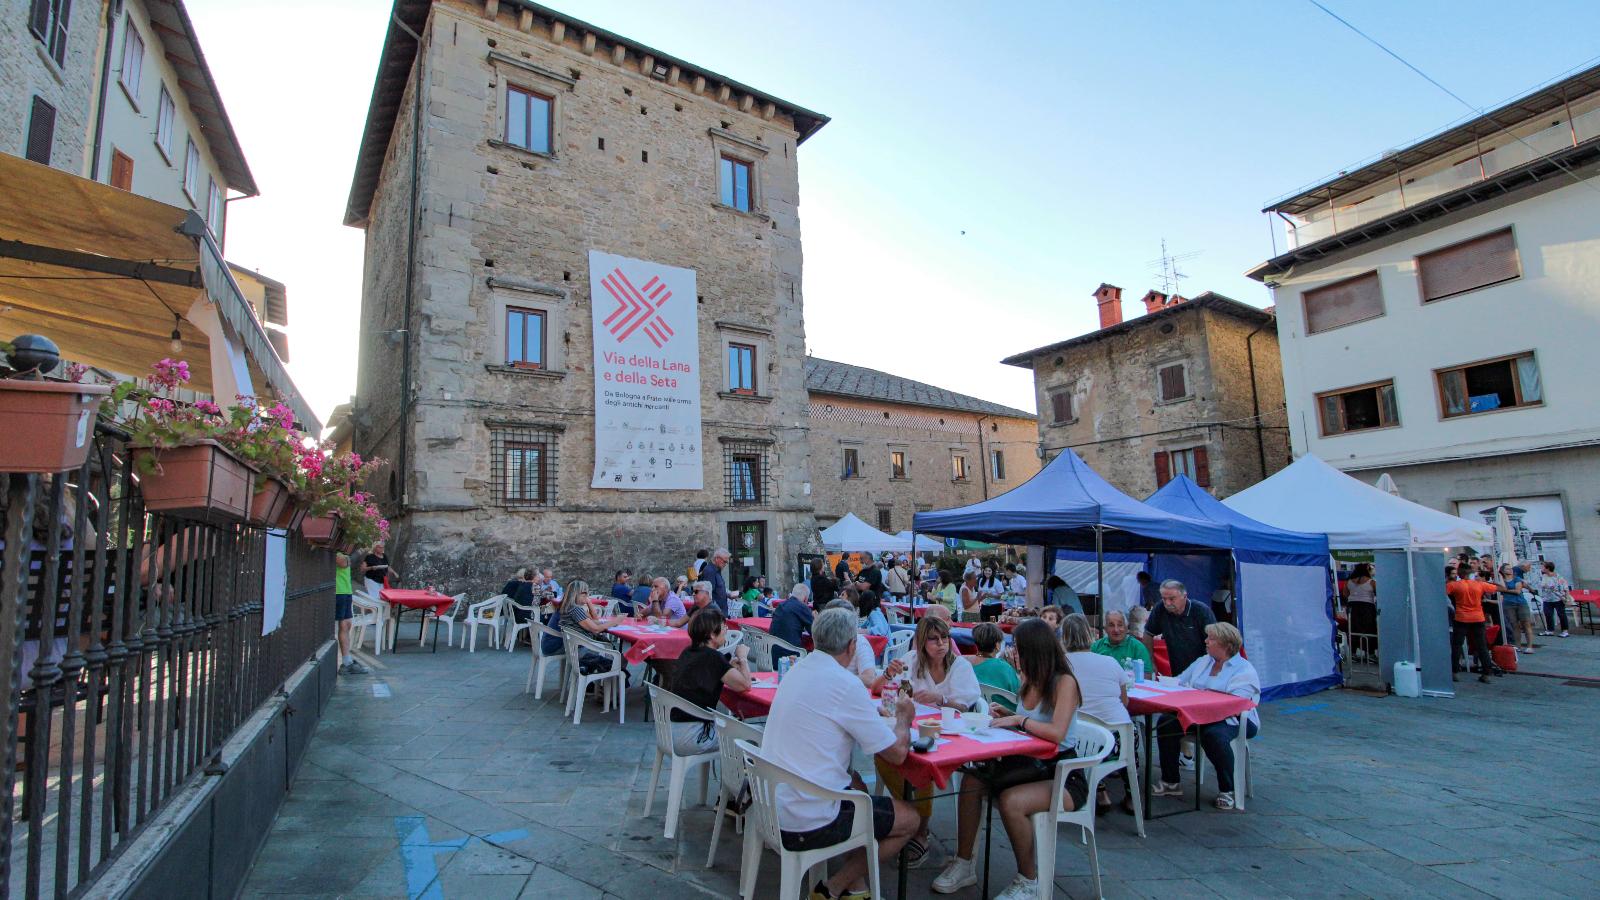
1225, 455, 1491, 697
894, 531, 944, 553
819, 513, 907, 554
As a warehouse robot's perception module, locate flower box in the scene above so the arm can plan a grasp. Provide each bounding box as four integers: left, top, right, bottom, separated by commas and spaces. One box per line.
248, 475, 292, 527
273, 498, 308, 532
0, 380, 111, 473
133, 440, 256, 522
299, 513, 343, 548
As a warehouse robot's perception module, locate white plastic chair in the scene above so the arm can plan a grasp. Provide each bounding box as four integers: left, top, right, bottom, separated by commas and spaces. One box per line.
349, 593, 385, 656
1078, 712, 1145, 838
643, 684, 719, 839
526, 618, 567, 700
1194, 720, 1255, 810
706, 713, 763, 868
736, 739, 881, 900
740, 630, 775, 672
564, 630, 626, 725
423, 593, 468, 648
462, 594, 506, 651
1030, 719, 1115, 900
717, 630, 744, 658
766, 635, 806, 671
883, 630, 912, 665
504, 594, 538, 651
980, 683, 1018, 711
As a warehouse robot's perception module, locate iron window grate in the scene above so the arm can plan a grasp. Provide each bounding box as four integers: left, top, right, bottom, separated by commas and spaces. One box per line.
491, 425, 560, 507
723, 440, 772, 507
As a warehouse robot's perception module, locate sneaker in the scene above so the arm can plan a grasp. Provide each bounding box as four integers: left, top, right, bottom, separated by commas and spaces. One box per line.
1152, 781, 1183, 797
931, 856, 977, 894
1178, 754, 1195, 771
994, 873, 1039, 900
1560, 631, 1569, 638
903, 832, 931, 869
1538, 630, 1553, 636
344, 659, 371, 675
837, 891, 872, 900
1214, 791, 1236, 810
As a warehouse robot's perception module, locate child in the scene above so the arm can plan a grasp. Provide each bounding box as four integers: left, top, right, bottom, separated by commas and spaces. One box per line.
334, 553, 369, 675
970, 622, 1019, 711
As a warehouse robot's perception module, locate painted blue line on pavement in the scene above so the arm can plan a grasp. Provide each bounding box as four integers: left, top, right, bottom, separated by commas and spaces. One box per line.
1278, 703, 1328, 714
392, 816, 531, 899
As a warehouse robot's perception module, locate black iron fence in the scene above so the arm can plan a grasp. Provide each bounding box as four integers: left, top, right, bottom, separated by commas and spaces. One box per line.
0, 425, 333, 898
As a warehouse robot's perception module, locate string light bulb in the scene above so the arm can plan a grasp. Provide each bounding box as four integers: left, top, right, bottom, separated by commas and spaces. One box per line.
170, 314, 183, 354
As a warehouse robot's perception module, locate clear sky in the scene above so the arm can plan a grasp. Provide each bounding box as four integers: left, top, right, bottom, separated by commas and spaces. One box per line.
187, 0, 1600, 425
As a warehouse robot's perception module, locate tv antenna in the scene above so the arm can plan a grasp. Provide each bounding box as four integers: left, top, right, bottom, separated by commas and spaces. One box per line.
1146, 239, 1201, 297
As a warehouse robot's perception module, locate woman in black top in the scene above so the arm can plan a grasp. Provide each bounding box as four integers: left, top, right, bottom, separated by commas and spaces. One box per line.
667, 607, 752, 754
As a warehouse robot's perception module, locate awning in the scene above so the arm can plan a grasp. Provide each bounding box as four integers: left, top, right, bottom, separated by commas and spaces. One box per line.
0, 152, 318, 430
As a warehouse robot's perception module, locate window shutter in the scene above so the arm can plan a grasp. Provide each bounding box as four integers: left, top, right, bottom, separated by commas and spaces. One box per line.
1153, 451, 1171, 488
29, 0, 50, 39
1193, 446, 1210, 488
111, 151, 133, 190
1304, 271, 1384, 333
1051, 391, 1072, 422
1418, 229, 1519, 302
1159, 364, 1186, 402
25, 97, 55, 165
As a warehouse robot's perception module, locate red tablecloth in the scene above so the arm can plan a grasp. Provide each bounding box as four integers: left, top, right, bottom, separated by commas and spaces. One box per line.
1571, 589, 1600, 607
949, 620, 1016, 634
728, 618, 888, 656
884, 602, 937, 620
608, 624, 691, 664
721, 672, 779, 719
1126, 683, 1254, 732
378, 589, 455, 613
1152, 638, 1171, 676
894, 714, 1059, 790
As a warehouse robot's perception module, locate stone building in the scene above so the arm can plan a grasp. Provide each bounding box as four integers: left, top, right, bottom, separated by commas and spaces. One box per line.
345, 0, 830, 590
2, 0, 103, 173
805, 357, 1038, 534
1002, 285, 1290, 499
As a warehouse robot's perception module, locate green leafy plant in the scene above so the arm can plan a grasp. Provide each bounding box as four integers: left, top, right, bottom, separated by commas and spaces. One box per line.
105, 358, 227, 472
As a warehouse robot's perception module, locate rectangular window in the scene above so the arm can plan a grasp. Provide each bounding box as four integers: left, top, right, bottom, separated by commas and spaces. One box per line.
724, 441, 771, 506
842, 447, 858, 479
110, 150, 133, 190
490, 426, 560, 507
990, 449, 1006, 481
119, 19, 144, 99
727, 342, 756, 392
29, 0, 71, 66
1157, 363, 1189, 403
719, 155, 751, 211
890, 451, 907, 480
183, 139, 200, 204
25, 97, 56, 165
1436, 353, 1541, 418
1050, 390, 1074, 423
155, 85, 174, 157
1154, 446, 1210, 488
952, 454, 968, 481
1316, 380, 1399, 436
877, 506, 893, 532
1304, 270, 1384, 334
1418, 228, 1520, 303
207, 178, 225, 234
504, 307, 546, 368
504, 85, 552, 154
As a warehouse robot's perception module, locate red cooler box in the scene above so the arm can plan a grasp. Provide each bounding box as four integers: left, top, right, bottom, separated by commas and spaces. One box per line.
1491, 644, 1518, 672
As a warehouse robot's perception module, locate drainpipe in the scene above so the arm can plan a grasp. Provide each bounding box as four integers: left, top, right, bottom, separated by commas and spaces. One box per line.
87, 0, 119, 181
392, 10, 424, 516
975, 414, 992, 500
1245, 316, 1272, 479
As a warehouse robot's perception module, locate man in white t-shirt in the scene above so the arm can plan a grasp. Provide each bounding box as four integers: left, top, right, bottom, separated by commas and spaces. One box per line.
1006, 563, 1027, 596
762, 608, 918, 898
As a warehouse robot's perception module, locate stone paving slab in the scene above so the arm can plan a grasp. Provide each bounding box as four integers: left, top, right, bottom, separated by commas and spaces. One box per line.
241, 627, 1600, 899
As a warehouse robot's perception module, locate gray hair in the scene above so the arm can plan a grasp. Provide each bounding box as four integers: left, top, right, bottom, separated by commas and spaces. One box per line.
1103, 609, 1127, 626
790, 582, 811, 601
1159, 579, 1186, 595
651, 576, 670, 590
1062, 613, 1095, 652
692, 580, 712, 594
812, 608, 859, 655
824, 598, 855, 613
713, 547, 731, 561
1127, 605, 1149, 635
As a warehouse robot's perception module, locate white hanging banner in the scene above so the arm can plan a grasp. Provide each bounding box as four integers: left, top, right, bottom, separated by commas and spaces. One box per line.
588, 250, 702, 490
261, 530, 287, 636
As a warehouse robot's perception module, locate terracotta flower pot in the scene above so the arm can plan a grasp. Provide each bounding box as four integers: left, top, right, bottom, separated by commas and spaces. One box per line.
248, 476, 292, 527
273, 498, 307, 532
0, 380, 111, 473
133, 441, 256, 523
299, 513, 342, 548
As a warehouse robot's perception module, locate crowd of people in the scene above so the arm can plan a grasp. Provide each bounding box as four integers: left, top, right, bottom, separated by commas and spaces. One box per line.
1445, 553, 1574, 684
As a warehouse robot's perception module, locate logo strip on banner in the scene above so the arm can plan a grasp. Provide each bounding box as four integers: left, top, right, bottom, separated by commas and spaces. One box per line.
589, 250, 703, 490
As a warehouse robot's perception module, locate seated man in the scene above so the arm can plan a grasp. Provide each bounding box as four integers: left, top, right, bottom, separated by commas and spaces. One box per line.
640, 576, 690, 626
823, 599, 905, 691
763, 608, 919, 899
769, 583, 815, 668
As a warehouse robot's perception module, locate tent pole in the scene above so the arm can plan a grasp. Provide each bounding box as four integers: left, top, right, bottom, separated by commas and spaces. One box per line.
1405, 546, 1422, 675
1095, 526, 1104, 629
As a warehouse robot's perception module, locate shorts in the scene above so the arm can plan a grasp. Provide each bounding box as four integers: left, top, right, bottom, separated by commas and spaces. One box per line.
970, 753, 1089, 811
781, 795, 895, 851
1502, 602, 1531, 627
335, 594, 353, 621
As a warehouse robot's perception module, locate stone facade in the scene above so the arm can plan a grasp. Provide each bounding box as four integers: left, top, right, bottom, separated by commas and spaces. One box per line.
1, 0, 104, 173
1007, 290, 1290, 499
349, 0, 828, 593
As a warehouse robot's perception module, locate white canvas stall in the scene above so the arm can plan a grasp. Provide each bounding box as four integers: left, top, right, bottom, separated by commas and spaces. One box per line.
1237, 561, 1338, 697
820, 513, 908, 554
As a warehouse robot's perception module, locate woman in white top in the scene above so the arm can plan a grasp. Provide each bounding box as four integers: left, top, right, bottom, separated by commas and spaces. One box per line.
959, 572, 983, 622
1341, 563, 1378, 662
1061, 614, 1133, 813
1154, 622, 1260, 811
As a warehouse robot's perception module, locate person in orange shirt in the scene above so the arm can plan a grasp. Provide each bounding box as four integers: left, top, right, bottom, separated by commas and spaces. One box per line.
1447, 567, 1500, 683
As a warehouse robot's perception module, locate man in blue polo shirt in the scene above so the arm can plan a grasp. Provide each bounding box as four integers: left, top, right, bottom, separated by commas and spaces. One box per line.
1142, 579, 1216, 676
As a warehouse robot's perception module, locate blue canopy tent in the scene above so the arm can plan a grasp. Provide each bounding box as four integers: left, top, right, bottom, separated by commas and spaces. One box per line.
911, 449, 1236, 627
1145, 476, 1340, 700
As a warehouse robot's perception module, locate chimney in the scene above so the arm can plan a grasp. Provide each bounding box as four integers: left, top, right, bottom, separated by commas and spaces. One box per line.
1093, 283, 1123, 329
1140, 290, 1168, 314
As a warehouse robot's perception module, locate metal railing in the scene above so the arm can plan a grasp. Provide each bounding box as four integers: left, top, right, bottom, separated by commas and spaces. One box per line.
0, 425, 333, 898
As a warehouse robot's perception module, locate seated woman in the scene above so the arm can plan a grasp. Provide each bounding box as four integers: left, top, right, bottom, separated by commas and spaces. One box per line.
969, 622, 1020, 711
858, 590, 892, 637
1153, 622, 1260, 810
738, 575, 765, 618
666, 607, 752, 754
1063, 613, 1134, 812
933, 618, 1084, 898
1045, 574, 1084, 616
876, 614, 981, 867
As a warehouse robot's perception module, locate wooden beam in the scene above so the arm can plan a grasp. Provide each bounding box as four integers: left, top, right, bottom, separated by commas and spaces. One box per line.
550, 20, 565, 42
0, 238, 201, 288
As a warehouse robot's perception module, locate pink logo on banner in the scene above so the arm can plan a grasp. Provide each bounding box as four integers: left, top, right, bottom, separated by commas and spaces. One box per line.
599, 267, 675, 348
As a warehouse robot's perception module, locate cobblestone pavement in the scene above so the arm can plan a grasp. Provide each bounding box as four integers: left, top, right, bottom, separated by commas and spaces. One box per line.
240, 625, 1600, 899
